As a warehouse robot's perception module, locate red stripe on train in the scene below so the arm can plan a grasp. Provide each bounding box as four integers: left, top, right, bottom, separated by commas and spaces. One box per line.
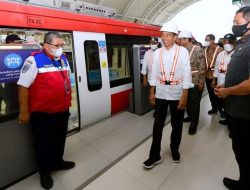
111, 89, 132, 115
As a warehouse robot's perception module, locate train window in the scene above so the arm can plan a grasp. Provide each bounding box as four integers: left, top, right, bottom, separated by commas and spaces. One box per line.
84, 40, 102, 92
107, 45, 130, 83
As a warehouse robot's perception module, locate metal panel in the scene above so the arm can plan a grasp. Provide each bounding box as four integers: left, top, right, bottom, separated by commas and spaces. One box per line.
129, 45, 153, 115
0, 121, 37, 189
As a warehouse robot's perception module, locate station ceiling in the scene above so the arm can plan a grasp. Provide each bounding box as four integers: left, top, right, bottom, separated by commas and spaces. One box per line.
86, 0, 202, 25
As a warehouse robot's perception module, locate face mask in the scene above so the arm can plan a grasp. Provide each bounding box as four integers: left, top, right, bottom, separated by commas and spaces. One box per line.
224, 44, 234, 52
203, 41, 210, 47
50, 47, 63, 58
150, 44, 158, 50
232, 22, 250, 38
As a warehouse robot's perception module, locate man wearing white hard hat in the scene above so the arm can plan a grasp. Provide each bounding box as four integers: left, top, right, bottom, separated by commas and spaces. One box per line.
178, 30, 206, 135
143, 22, 192, 169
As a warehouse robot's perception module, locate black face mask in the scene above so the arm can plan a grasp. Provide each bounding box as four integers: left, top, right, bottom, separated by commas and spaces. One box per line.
232, 22, 250, 38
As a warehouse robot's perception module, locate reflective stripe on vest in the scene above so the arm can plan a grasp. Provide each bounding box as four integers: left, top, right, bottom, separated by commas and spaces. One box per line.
159, 46, 182, 85
189, 45, 196, 59
205, 46, 219, 69
191, 70, 199, 74
218, 50, 234, 74
189, 45, 199, 74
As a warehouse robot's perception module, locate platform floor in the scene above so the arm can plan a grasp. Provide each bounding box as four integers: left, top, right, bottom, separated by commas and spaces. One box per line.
7, 95, 237, 190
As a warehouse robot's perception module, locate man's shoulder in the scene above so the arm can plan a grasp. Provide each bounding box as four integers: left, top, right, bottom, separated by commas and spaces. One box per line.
31, 51, 43, 56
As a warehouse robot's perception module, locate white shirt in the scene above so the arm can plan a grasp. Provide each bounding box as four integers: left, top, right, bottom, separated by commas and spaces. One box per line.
149, 44, 192, 100
141, 49, 154, 81
213, 50, 234, 86
17, 56, 38, 88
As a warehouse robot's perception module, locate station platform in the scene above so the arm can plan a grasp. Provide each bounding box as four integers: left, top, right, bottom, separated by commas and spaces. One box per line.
7, 95, 237, 190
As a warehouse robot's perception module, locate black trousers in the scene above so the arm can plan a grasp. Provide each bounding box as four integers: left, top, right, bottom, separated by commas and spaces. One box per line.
30, 110, 70, 174
186, 85, 203, 129
229, 117, 250, 187
217, 97, 225, 113
149, 98, 184, 160
205, 78, 218, 110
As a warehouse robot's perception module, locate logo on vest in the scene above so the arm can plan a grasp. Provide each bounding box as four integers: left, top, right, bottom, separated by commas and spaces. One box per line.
4, 54, 22, 69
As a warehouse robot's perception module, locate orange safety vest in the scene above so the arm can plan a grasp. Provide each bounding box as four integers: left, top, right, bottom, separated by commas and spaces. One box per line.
189, 45, 198, 74
159, 46, 183, 85
205, 46, 219, 70
218, 51, 234, 74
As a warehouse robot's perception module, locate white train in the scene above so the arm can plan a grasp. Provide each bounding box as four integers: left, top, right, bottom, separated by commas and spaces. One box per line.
0, 1, 159, 188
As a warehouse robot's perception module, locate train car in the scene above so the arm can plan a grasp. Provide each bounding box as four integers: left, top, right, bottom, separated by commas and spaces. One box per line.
0, 0, 160, 188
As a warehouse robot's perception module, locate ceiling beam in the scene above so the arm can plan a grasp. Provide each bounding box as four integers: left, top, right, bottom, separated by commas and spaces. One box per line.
150, 1, 178, 25
141, 0, 166, 24
121, 0, 136, 19
96, 0, 104, 6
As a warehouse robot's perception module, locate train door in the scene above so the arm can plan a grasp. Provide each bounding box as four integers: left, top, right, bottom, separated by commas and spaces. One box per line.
73, 32, 111, 127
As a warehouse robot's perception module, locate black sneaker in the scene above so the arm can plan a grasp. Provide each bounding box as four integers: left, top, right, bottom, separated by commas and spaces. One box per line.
171, 150, 181, 163
219, 110, 226, 118
40, 173, 53, 189
219, 119, 228, 126
53, 161, 75, 171
188, 126, 197, 135
208, 109, 217, 114
143, 158, 162, 169
183, 117, 191, 122
223, 177, 241, 190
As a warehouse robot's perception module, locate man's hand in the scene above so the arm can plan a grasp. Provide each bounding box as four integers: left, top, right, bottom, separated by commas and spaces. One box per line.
143, 78, 147, 87
198, 84, 204, 92
178, 89, 188, 110
149, 93, 155, 105
18, 110, 30, 124
149, 86, 156, 105
211, 78, 216, 89
214, 85, 229, 99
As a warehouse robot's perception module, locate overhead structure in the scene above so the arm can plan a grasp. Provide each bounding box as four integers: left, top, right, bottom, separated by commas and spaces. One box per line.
6, 0, 247, 26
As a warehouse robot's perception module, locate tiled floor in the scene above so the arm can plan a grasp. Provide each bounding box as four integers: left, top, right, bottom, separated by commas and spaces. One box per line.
7, 95, 238, 190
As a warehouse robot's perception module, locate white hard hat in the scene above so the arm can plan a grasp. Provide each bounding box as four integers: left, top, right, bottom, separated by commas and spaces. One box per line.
160, 22, 178, 34
178, 30, 193, 38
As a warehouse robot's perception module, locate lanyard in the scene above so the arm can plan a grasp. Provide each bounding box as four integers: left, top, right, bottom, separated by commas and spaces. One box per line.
159, 45, 182, 84
52, 59, 67, 79
205, 46, 219, 69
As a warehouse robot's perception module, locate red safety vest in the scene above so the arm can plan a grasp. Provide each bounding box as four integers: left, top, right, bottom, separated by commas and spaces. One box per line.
29, 52, 72, 113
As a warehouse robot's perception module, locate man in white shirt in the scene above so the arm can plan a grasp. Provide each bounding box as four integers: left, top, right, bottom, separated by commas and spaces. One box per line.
212, 33, 236, 125
141, 37, 159, 87
143, 22, 192, 169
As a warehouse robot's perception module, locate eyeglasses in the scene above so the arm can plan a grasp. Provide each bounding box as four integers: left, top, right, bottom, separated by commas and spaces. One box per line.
46, 42, 65, 48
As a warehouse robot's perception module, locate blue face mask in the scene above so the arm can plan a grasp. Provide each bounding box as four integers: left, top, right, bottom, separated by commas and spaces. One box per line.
232, 22, 250, 38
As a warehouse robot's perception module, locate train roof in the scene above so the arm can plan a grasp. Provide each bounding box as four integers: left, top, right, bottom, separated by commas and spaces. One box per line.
0, 1, 161, 37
